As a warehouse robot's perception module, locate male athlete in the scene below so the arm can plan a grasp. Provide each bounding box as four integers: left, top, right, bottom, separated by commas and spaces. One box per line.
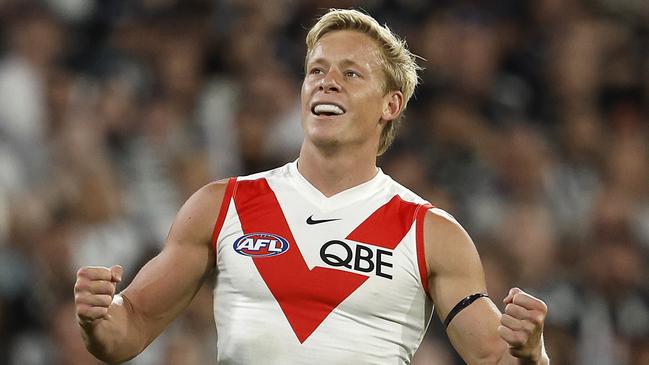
74, 9, 550, 364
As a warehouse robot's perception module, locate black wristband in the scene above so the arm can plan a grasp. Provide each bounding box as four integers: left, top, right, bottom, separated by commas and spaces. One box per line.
443, 293, 489, 329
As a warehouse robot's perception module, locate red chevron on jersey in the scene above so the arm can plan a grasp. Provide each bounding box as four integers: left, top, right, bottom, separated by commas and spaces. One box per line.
233, 178, 421, 343
346, 195, 420, 248
234, 178, 367, 343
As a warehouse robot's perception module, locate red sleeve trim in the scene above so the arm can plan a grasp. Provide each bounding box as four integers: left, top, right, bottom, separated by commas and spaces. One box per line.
416, 203, 433, 297
211, 177, 237, 261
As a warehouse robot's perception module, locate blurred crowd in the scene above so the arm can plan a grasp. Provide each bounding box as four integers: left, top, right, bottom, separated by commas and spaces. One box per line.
0, 0, 648, 364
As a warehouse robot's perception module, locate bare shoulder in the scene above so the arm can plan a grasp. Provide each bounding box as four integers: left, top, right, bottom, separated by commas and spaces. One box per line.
200, 178, 230, 194
423, 207, 463, 234
178, 179, 230, 220
167, 179, 232, 249
422, 208, 481, 276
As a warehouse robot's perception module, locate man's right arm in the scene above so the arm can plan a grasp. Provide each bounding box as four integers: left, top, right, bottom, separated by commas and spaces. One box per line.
73, 180, 228, 364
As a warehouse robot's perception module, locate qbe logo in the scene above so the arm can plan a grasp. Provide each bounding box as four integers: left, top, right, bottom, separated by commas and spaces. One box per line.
320, 240, 393, 279
233, 233, 290, 257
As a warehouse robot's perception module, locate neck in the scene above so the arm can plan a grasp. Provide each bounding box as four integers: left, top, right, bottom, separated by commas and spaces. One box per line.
297, 141, 378, 197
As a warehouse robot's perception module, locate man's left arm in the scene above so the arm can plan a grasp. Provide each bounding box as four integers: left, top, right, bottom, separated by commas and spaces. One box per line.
423, 209, 549, 365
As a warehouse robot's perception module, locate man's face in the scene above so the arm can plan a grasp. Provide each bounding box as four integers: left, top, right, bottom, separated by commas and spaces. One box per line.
301, 30, 395, 152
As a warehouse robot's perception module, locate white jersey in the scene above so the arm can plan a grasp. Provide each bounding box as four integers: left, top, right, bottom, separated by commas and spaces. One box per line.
212, 161, 434, 365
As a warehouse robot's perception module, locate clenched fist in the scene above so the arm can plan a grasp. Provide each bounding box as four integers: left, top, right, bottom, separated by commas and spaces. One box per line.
497, 287, 548, 362
74, 265, 123, 326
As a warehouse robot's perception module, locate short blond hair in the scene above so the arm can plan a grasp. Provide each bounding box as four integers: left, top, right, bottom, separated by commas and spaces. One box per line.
305, 8, 421, 155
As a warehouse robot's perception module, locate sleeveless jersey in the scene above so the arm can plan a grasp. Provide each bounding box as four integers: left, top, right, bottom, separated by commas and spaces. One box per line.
211, 161, 434, 365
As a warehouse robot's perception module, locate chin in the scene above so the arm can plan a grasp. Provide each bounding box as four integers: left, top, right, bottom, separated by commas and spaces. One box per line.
309, 133, 340, 148
305, 129, 342, 150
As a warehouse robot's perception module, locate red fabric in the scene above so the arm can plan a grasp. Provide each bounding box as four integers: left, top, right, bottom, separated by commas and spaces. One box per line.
211, 177, 237, 260
346, 195, 420, 249
415, 204, 433, 297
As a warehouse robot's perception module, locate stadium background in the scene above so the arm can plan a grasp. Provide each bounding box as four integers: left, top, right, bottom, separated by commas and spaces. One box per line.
0, 0, 648, 364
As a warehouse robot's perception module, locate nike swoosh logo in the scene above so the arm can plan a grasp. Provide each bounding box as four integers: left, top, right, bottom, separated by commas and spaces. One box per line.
306, 215, 341, 225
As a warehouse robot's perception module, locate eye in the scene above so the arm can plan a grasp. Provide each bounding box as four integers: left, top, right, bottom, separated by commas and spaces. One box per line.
344, 70, 360, 78
310, 67, 324, 75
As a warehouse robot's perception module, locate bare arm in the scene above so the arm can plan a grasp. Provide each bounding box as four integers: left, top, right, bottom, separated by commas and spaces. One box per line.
423, 209, 549, 365
74, 181, 227, 364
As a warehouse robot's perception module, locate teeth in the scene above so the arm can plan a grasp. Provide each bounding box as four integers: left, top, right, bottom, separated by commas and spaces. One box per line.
314, 104, 344, 115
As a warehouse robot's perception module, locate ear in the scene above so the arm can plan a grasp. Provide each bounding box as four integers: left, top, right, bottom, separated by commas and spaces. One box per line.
380, 91, 404, 125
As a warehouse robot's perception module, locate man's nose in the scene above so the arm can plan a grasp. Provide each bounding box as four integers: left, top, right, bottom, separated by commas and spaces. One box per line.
319, 71, 341, 93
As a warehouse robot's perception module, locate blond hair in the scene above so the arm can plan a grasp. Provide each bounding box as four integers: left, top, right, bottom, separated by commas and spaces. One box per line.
305, 8, 421, 155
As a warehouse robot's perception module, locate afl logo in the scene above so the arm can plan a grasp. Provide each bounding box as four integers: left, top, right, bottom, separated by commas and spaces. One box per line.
233, 233, 290, 257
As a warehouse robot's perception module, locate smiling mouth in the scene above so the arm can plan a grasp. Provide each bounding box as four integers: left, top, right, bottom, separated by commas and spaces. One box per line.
311, 103, 346, 116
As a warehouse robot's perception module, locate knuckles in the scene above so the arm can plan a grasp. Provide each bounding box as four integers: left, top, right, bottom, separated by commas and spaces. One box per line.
76, 267, 87, 278
76, 266, 111, 280
93, 281, 116, 295
73, 280, 88, 293
76, 267, 89, 278
505, 302, 547, 328
76, 303, 92, 317
74, 278, 116, 296
530, 313, 545, 327
504, 303, 518, 316
522, 320, 537, 333
513, 291, 548, 314
98, 294, 113, 307
538, 300, 548, 314
507, 333, 525, 347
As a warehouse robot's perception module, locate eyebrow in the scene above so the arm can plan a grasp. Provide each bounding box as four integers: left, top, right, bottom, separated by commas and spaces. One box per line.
307, 57, 367, 70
